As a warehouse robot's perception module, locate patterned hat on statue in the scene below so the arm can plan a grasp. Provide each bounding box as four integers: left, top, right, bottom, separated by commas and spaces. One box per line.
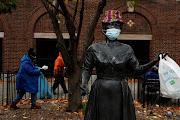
101, 10, 123, 23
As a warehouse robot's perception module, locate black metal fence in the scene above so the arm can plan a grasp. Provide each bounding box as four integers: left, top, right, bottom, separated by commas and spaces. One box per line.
1, 70, 180, 108
142, 77, 180, 108
0, 70, 68, 106
0, 71, 18, 106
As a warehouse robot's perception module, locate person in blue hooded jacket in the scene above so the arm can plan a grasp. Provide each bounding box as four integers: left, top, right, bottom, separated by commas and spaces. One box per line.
10, 48, 41, 109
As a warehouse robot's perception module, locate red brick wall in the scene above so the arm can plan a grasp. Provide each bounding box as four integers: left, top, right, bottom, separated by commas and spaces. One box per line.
0, 20, 3, 32
0, 0, 179, 71
34, 13, 69, 33
175, 20, 180, 64
122, 13, 151, 34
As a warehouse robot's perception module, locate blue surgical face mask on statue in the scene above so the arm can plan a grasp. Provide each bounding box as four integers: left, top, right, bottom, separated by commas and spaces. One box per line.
105, 28, 121, 40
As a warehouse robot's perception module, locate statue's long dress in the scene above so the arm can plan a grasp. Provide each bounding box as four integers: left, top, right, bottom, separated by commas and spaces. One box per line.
82, 42, 144, 120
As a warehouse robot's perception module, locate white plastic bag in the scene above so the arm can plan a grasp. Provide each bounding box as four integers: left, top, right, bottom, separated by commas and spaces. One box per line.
41, 65, 48, 70
39, 65, 48, 70
158, 55, 180, 99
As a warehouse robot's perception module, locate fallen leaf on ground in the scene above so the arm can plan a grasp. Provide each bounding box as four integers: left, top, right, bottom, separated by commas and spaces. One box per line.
153, 116, 158, 118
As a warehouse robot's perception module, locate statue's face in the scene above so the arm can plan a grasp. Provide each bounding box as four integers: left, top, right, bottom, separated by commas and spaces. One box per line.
102, 22, 121, 32
106, 22, 121, 30
105, 28, 121, 41
102, 22, 121, 41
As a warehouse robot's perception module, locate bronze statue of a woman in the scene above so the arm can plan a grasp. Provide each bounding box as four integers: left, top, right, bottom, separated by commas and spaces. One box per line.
80, 10, 166, 120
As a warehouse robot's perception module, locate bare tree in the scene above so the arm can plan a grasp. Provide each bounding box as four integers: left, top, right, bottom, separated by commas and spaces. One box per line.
41, 0, 106, 112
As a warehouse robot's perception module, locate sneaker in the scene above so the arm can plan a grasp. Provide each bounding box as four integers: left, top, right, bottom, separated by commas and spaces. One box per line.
64, 90, 68, 94
10, 102, 20, 109
52, 87, 57, 95
31, 104, 41, 109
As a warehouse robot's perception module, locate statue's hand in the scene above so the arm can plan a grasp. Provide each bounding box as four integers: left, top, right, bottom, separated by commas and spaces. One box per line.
154, 52, 169, 62
80, 83, 89, 96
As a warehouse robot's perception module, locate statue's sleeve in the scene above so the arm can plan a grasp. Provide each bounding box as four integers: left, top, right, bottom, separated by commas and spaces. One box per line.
127, 50, 143, 75
82, 46, 95, 83
127, 47, 157, 76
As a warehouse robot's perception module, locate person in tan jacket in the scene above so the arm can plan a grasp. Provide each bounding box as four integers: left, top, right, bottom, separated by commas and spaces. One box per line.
52, 52, 68, 94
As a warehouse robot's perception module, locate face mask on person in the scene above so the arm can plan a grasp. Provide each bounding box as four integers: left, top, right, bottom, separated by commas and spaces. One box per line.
105, 28, 121, 40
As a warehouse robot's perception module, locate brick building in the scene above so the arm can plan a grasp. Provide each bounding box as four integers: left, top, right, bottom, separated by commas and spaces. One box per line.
0, 0, 179, 71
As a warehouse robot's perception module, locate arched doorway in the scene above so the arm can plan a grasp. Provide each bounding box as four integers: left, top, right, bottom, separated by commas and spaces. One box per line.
34, 13, 69, 70
119, 12, 152, 64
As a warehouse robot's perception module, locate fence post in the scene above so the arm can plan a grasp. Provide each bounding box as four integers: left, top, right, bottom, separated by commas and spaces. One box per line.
6, 70, 9, 105
137, 78, 140, 100
1, 71, 4, 106
142, 76, 146, 108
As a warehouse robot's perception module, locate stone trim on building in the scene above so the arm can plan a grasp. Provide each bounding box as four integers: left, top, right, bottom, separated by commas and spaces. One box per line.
118, 34, 152, 40
0, 32, 4, 38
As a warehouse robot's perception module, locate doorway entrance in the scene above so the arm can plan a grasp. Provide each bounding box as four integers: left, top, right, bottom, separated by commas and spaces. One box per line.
119, 40, 150, 64
36, 38, 58, 70
36, 38, 69, 70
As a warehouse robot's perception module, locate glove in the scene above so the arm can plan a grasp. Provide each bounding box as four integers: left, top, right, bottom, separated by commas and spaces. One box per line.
162, 53, 169, 59
41, 65, 48, 70
64, 67, 66, 70
154, 52, 169, 62
80, 83, 89, 96
140, 52, 169, 75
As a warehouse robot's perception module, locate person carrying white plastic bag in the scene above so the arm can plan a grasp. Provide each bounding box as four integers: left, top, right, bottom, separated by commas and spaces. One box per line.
159, 54, 180, 99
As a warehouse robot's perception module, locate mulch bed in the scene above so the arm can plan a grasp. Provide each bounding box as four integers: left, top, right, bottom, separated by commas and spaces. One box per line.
0, 99, 83, 120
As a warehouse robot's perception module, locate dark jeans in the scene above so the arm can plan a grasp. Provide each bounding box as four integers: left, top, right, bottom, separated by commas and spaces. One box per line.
52, 75, 68, 93
13, 90, 36, 104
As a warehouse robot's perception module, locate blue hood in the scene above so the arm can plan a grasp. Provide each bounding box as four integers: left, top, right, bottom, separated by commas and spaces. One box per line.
21, 55, 32, 63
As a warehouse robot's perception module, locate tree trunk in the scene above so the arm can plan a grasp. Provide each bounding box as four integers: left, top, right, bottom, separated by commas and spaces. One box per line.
67, 64, 82, 112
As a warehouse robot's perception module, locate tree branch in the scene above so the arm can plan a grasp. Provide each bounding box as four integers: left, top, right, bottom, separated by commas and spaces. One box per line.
76, 0, 84, 47
52, 0, 59, 16
79, 0, 106, 66
46, 0, 64, 15
72, 0, 79, 22
57, 0, 78, 66
57, 0, 76, 37
41, 0, 71, 68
